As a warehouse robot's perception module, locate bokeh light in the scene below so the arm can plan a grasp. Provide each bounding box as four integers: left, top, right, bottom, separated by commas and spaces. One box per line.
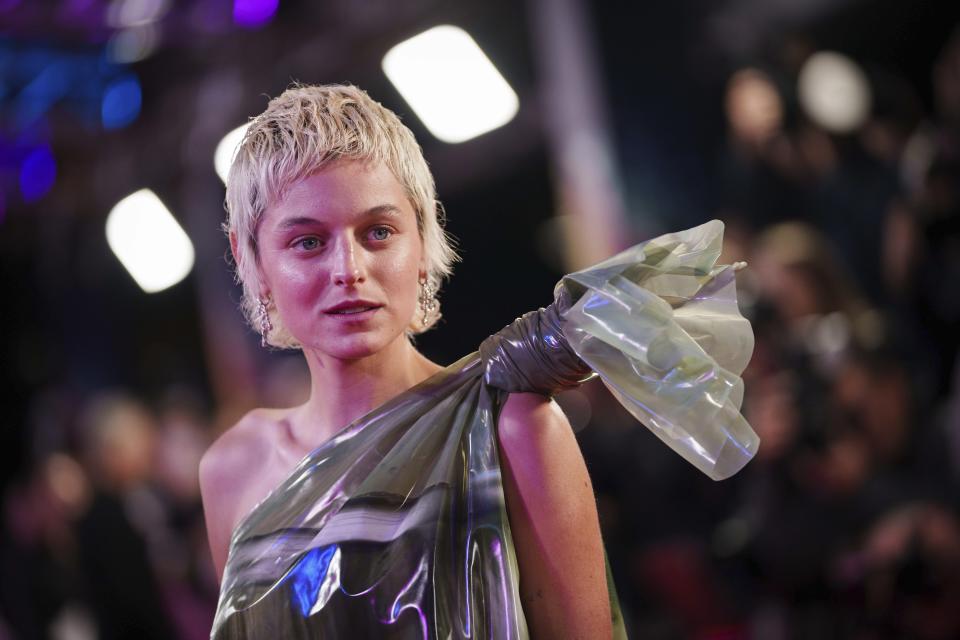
15, 59, 71, 128
214, 123, 249, 184
725, 68, 784, 144
101, 74, 142, 130
105, 188, 195, 293
382, 25, 519, 143
233, 0, 278, 28
107, 24, 160, 63
19, 145, 56, 202
798, 51, 872, 134
105, 0, 171, 29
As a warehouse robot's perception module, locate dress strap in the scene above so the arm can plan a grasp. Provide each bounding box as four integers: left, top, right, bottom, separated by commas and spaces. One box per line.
479, 294, 594, 395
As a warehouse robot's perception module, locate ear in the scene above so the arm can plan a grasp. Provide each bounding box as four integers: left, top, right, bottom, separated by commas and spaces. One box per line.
418, 255, 428, 281
231, 230, 271, 299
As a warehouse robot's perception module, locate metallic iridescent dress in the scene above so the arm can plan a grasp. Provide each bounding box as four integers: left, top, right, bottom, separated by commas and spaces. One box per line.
210, 221, 758, 639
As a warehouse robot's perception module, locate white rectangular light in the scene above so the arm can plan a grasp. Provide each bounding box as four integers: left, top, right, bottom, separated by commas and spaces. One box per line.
383, 25, 519, 143
215, 123, 249, 184
106, 189, 195, 293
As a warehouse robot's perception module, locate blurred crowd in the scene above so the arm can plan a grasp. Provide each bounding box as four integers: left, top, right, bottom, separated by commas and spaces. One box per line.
1, 389, 217, 640
4, 22, 960, 640
574, 27, 960, 640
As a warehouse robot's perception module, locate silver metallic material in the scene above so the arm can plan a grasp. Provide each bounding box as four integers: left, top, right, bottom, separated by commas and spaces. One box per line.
211, 220, 757, 639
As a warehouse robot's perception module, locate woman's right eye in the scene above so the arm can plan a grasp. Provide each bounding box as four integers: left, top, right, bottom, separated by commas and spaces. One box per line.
295, 237, 321, 251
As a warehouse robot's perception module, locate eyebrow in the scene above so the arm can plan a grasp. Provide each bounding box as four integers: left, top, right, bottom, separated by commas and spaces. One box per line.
275, 204, 402, 231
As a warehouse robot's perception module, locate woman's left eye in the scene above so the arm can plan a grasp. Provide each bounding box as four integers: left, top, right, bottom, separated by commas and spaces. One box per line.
369, 226, 392, 241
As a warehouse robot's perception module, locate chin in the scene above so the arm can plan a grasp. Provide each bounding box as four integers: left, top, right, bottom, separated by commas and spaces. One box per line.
327, 341, 381, 361
309, 330, 402, 362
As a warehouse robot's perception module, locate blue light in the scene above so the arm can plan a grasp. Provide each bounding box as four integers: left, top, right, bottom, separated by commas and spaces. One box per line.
233, 0, 278, 28
283, 545, 337, 617
101, 75, 141, 130
14, 60, 70, 128
20, 145, 56, 202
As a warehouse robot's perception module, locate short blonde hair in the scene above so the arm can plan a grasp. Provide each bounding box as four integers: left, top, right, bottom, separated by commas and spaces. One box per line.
224, 83, 458, 348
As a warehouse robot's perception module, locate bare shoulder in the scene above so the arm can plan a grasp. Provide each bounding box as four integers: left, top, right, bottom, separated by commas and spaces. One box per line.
498, 392, 571, 442
200, 408, 278, 494
496, 392, 586, 512
497, 393, 580, 471
199, 408, 284, 581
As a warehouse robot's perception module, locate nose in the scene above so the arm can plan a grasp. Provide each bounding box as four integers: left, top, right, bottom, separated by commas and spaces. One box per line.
330, 235, 366, 287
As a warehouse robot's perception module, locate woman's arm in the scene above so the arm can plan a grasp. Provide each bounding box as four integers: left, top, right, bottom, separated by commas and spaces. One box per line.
498, 392, 612, 640
199, 440, 235, 583
199, 413, 263, 583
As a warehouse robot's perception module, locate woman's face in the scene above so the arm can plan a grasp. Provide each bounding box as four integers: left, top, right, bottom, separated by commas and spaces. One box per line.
255, 160, 424, 360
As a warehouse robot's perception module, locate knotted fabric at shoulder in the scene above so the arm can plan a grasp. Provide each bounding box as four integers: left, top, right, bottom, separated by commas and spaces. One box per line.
479, 286, 594, 395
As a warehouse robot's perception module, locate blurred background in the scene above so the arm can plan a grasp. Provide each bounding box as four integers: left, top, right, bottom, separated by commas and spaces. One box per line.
3, 0, 960, 638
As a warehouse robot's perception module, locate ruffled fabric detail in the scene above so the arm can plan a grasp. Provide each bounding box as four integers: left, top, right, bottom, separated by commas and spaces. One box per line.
483, 220, 758, 480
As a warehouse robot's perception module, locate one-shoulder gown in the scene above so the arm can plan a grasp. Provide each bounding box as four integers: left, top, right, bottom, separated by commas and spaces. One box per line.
210, 220, 759, 639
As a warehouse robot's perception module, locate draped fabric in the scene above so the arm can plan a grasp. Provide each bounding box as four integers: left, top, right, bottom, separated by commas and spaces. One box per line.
210, 220, 758, 639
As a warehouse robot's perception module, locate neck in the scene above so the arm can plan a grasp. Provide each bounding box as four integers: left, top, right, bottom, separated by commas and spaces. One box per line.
291, 336, 441, 448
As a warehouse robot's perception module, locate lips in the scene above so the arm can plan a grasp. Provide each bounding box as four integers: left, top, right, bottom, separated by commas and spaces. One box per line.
328, 306, 377, 315
323, 300, 383, 315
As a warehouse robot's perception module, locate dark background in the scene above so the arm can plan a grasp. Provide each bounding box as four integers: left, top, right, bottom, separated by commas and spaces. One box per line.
3, 0, 960, 638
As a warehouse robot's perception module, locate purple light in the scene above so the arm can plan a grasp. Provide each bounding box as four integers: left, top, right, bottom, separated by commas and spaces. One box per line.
19, 146, 56, 203
233, 0, 278, 28
59, 0, 96, 17
190, 0, 231, 34
0, 0, 22, 13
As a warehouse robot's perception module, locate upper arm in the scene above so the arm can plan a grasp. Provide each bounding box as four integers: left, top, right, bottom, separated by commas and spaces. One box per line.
497, 393, 612, 640
199, 442, 232, 583
199, 424, 254, 584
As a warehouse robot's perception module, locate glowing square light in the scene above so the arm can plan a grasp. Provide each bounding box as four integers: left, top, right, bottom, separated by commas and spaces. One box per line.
382, 25, 519, 143
215, 123, 249, 184
106, 189, 195, 293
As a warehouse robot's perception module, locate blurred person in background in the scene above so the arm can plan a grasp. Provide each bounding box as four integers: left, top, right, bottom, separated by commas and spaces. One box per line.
714, 222, 889, 634
2, 387, 184, 640
720, 67, 813, 230
896, 152, 960, 401
74, 393, 175, 640
835, 502, 960, 639
153, 390, 219, 639
2, 452, 93, 639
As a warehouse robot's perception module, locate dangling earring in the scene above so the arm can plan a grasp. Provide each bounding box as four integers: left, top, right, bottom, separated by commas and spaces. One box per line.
417, 275, 439, 327
256, 297, 273, 347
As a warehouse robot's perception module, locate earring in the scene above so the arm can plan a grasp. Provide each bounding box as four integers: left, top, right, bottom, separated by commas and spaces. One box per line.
256, 297, 273, 347
417, 276, 439, 327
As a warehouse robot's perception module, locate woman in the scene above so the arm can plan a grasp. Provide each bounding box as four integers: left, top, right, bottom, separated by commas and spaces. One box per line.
201, 84, 757, 639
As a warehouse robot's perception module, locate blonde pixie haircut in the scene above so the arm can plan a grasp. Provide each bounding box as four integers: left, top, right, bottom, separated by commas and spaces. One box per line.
225, 83, 458, 349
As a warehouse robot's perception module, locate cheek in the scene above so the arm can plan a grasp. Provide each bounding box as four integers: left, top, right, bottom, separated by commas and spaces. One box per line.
381, 244, 423, 309
261, 253, 326, 322
274, 260, 321, 296
384, 259, 418, 294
